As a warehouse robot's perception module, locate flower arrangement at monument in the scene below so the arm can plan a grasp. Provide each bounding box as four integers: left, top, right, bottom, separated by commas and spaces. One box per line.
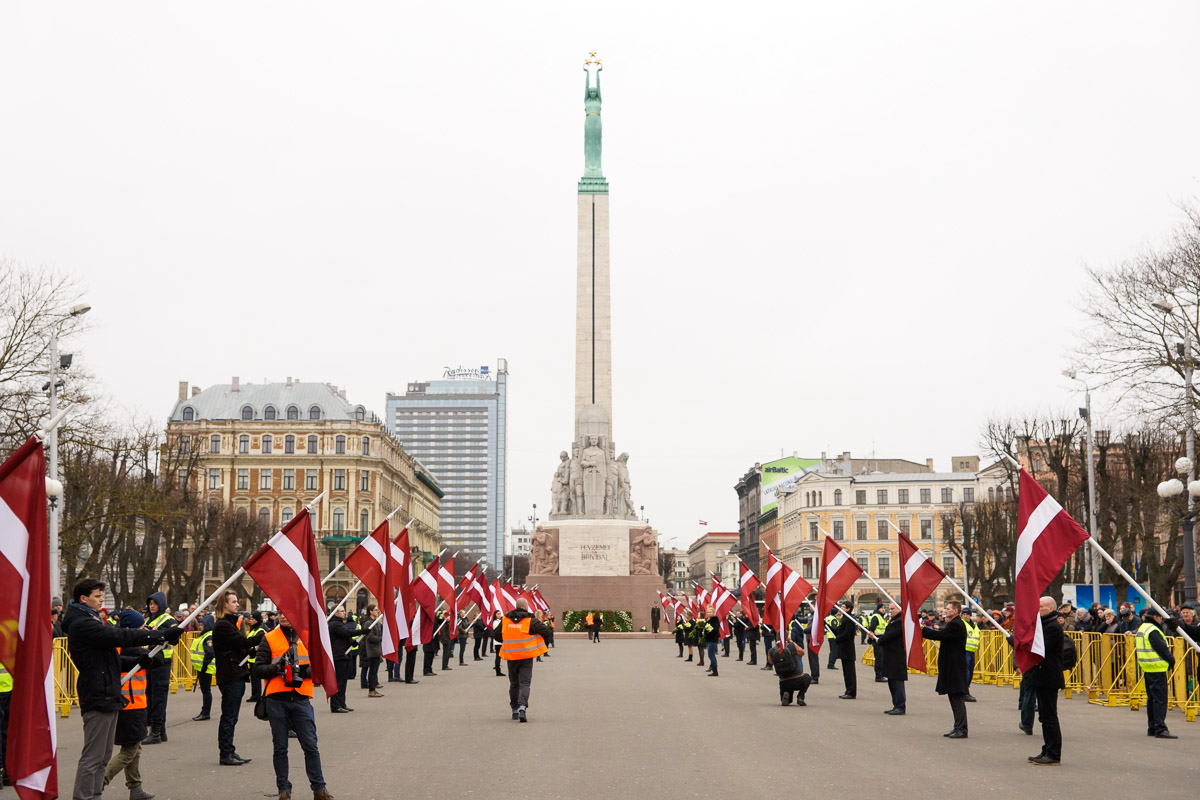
563, 610, 633, 633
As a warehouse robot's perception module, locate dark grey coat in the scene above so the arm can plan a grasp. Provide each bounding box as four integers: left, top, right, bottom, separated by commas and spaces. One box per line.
921, 616, 968, 695
874, 618, 908, 682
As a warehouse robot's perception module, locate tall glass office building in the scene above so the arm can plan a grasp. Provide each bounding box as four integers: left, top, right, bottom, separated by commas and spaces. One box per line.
386, 360, 507, 569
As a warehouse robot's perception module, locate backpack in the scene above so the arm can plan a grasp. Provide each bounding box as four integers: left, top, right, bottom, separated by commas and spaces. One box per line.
773, 643, 799, 677
1061, 635, 1077, 670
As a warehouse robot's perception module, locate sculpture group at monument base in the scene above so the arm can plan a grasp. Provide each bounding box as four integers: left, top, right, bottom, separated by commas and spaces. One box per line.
533, 574, 664, 634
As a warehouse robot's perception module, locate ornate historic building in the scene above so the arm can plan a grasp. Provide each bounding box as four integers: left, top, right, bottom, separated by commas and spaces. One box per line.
166, 378, 442, 609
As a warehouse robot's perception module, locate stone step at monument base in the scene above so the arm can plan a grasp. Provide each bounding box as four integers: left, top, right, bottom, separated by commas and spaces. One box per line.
555, 632, 675, 639
534, 574, 665, 633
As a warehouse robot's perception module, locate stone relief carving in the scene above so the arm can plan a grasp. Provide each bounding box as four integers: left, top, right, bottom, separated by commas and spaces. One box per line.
549, 442, 637, 521
529, 528, 559, 576
629, 527, 657, 576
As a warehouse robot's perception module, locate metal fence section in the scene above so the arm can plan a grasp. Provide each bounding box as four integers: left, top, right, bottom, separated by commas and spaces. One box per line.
52, 631, 199, 717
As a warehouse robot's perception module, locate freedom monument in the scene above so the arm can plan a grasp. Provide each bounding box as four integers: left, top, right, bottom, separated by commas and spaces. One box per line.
528, 55, 662, 632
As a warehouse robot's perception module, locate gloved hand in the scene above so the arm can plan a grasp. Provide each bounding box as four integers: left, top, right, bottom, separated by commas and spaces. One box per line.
249, 629, 266, 643
137, 655, 155, 670
297, 664, 312, 679
161, 626, 185, 643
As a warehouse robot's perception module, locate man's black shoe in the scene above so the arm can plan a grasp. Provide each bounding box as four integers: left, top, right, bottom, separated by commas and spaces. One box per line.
810, 678, 818, 684
795, 700, 806, 706
1155, 732, 1179, 739
192, 714, 210, 721
219, 756, 246, 766
875, 677, 888, 683
512, 711, 519, 720
405, 679, 420, 685
230, 753, 252, 764
708, 672, 719, 677
518, 707, 527, 723
331, 707, 351, 714
423, 671, 437, 676
884, 709, 905, 715
964, 695, 977, 702
495, 670, 504, 677
1030, 755, 1060, 765
838, 694, 855, 700
1019, 725, 1033, 735
945, 731, 968, 739
246, 697, 257, 703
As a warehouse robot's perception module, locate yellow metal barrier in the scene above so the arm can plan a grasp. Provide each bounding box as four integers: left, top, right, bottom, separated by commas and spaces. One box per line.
52, 631, 198, 718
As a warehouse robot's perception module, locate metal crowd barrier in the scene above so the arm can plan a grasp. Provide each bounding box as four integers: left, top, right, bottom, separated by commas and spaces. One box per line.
863, 629, 1198, 723
52, 632, 198, 718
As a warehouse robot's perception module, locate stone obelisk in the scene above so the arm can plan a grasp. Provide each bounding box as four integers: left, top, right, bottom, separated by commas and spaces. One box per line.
530, 56, 661, 635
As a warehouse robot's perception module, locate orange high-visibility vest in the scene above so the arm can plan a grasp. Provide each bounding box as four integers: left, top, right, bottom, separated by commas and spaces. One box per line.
585, 613, 594, 626
264, 627, 313, 698
500, 617, 548, 661
116, 648, 148, 710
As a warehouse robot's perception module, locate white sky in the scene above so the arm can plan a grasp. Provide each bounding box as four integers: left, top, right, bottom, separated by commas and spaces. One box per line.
2, 3, 1198, 550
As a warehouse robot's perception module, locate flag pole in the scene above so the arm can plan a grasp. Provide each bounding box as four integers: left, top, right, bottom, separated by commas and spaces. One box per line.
817, 525, 899, 606
34, 405, 72, 440
1085, 538, 1200, 654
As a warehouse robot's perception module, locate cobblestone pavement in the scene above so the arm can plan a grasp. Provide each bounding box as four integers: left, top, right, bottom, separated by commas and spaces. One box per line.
53, 639, 1198, 799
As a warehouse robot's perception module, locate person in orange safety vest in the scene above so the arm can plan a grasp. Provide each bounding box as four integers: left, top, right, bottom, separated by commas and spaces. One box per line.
499, 599, 553, 723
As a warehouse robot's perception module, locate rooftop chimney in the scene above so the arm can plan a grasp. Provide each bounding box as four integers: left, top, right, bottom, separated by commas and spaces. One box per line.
286, 376, 293, 388
926, 458, 934, 472
178, 381, 188, 402
338, 389, 347, 400
232, 376, 240, 392
192, 386, 201, 397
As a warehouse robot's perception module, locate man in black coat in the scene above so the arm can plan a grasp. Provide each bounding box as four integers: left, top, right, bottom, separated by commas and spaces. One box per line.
876, 602, 907, 715
921, 600, 969, 738
326, 606, 361, 712
62, 578, 182, 800
832, 601, 858, 699
1023, 596, 1065, 765
651, 604, 661, 634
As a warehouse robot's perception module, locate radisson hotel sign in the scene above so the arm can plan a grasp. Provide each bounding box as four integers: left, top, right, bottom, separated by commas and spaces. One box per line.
442, 365, 492, 380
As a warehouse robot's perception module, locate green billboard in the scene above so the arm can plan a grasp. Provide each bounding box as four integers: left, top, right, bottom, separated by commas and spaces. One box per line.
761, 457, 820, 513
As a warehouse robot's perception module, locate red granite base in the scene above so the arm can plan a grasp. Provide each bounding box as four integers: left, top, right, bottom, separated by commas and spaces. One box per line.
533, 574, 665, 632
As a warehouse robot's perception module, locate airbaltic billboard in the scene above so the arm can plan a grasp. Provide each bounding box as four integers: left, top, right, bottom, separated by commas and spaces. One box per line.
761, 457, 821, 513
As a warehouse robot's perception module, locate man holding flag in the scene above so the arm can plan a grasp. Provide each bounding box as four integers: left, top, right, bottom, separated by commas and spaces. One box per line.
920, 601, 970, 739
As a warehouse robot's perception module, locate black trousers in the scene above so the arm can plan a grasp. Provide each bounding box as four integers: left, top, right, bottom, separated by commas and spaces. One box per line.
779, 673, 812, 703
441, 642, 452, 670
806, 646, 819, 680
873, 645, 884, 680
1144, 672, 1169, 735
748, 640, 758, 665
423, 647, 436, 674
948, 692, 968, 734
507, 658, 533, 710
888, 679, 906, 711
147, 663, 171, 728
331, 659, 349, 709
826, 638, 839, 668
365, 657, 381, 691
473, 638, 484, 659
1035, 686, 1061, 759
841, 651, 856, 697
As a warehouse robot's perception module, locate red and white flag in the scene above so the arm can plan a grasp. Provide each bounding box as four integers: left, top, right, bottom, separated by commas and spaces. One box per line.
460, 564, 490, 618
694, 584, 710, 615
738, 561, 762, 626
343, 520, 400, 663
1013, 468, 1090, 672
0, 438, 57, 800
810, 537, 863, 653
529, 587, 549, 614
711, 575, 738, 637
698, 520, 708, 526
897, 532, 947, 673
410, 557, 440, 646
494, 580, 517, 615
763, 551, 812, 638
657, 591, 674, 624
388, 526, 415, 649
243, 509, 338, 698
437, 556, 458, 637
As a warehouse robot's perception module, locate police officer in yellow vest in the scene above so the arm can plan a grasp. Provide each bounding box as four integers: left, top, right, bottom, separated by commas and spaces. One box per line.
824, 613, 840, 669
190, 617, 216, 721
499, 598, 552, 723
0, 660, 11, 789
962, 612, 981, 702
142, 592, 178, 745
252, 612, 337, 800
1136, 608, 1177, 739
869, 608, 888, 682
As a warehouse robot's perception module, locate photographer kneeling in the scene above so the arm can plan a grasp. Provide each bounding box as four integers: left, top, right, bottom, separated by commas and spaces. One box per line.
253, 612, 335, 800
767, 637, 812, 706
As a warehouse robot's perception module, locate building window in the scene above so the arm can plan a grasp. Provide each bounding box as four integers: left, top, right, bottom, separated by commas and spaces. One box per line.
306, 469, 318, 491
239, 435, 249, 454
898, 518, 911, 537
942, 516, 955, 540
241, 405, 254, 421
360, 471, 369, 492
877, 519, 890, 540
361, 436, 370, 455
856, 555, 869, 572
360, 509, 370, 532
334, 469, 346, 491
282, 507, 293, 523
832, 520, 844, 540
237, 469, 249, 491
182, 406, 194, 421
855, 490, 866, 505
283, 469, 295, 490
285, 435, 295, 454
264, 405, 276, 421
963, 488, 975, 502
833, 489, 842, 506
876, 489, 887, 505
856, 520, 868, 540
332, 509, 344, 533
988, 487, 995, 502
210, 434, 221, 453
260, 470, 272, 490
920, 518, 932, 539
287, 405, 299, 420
898, 489, 909, 504
258, 507, 271, 528
941, 487, 953, 503
307, 435, 318, 454
355, 407, 365, 422
942, 554, 957, 578
179, 435, 190, 454
262, 435, 272, 454
335, 435, 346, 454
208, 468, 220, 490
309, 405, 321, 421
809, 521, 819, 541
178, 469, 189, 490
803, 558, 814, 580
920, 488, 931, 504
877, 553, 891, 580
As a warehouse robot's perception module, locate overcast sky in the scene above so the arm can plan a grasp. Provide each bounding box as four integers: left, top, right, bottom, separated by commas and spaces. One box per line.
3, 3, 1198, 550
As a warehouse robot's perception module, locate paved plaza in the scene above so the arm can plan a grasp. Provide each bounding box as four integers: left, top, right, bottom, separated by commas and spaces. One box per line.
55, 639, 1197, 800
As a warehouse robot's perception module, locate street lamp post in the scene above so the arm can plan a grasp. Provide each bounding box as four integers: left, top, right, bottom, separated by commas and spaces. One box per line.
48, 302, 91, 602
1152, 297, 1198, 604
1063, 369, 1101, 598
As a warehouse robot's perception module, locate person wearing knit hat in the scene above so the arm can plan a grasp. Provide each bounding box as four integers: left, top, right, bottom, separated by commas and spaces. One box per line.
104, 609, 160, 800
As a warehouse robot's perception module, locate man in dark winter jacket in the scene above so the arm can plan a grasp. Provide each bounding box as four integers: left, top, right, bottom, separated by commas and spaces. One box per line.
832, 601, 858, 699
213, 590, 263, 765
876, 602, 908, 715
63, 578, 183, 800
142, 591, 178, 745
326, 606, 362, 712
103, 610, 160, 800
921, 600, 970, 738
1023, 596, 1065, 765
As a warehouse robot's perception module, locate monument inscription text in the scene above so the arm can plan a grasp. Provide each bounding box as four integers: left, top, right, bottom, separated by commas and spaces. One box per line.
559, 527, 630, 577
